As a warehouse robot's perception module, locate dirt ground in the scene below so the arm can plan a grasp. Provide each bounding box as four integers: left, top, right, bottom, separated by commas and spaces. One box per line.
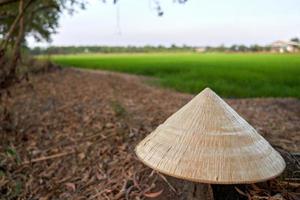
1, 68, 299, 199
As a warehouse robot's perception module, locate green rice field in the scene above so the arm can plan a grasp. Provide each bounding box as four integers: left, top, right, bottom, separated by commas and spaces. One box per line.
50, 53, 300, 98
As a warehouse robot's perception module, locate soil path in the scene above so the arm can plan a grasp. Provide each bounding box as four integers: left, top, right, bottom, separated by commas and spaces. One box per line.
1, 68, 299, 199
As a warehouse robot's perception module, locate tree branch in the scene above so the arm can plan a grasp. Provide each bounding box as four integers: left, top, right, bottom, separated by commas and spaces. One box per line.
0, 0, 36, 49
0, 0, 18, 6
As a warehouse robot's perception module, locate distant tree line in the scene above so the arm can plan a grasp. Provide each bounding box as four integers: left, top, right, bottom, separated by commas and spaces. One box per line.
28, 43, 292, 55
206, 44, 271, 53
27, 37, 300, 55
29, 45, 196, 55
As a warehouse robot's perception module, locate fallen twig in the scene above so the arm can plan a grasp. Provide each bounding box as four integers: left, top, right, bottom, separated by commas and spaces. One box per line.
284, 178, 300, 182
22, 150, 76, 165
114, 179, 128, 199
156, 172, 177, 194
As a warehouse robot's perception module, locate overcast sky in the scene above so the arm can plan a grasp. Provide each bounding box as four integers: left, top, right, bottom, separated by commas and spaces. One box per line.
28, 0, 300, 47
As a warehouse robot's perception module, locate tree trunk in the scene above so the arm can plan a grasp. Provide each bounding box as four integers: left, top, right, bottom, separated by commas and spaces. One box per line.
0, 0, 25, 90
9, 0, 24, 74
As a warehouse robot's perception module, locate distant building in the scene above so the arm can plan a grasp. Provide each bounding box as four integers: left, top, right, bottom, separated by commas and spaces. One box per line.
195, 47, 206, 53
270, 41, 300, 53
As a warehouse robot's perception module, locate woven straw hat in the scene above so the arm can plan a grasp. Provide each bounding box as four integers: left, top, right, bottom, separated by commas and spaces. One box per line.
135, 88, 285, 184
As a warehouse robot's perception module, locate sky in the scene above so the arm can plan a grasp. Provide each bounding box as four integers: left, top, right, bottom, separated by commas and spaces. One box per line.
28, 0, 300, 47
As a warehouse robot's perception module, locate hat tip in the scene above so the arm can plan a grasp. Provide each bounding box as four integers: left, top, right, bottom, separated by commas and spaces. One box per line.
202, 87, 214, 94
198, 87, 219, 99
203, 87, 212, 91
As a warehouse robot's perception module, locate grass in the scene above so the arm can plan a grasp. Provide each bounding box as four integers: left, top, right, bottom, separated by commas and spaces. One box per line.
49, 53, 300, 98
111, 100, 127, 118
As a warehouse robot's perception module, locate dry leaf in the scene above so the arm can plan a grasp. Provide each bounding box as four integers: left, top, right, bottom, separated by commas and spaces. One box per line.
144, 189, 163, 198
235, 186, 247, 196
78, 152, 85, 160
65, 182, 76, 192
271, 194, 284, 200
105, 122, 114, 128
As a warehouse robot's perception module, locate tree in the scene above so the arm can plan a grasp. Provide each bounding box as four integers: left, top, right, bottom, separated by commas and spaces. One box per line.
290, 37, 300, 43
0, 0, 87, 91
249, 44, 263, 52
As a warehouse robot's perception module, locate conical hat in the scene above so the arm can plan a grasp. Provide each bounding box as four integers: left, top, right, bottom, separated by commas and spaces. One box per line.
135, 88, 285, 184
